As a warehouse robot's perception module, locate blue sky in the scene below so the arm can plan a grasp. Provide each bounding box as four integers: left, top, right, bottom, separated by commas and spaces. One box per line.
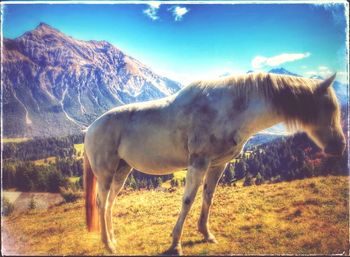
2, 2, 348, 84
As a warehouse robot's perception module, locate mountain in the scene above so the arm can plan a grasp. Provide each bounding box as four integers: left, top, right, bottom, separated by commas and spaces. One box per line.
268, 67, 301, 77
2, 23, 182, 138
309, 75, 323, 80
333, 80, 348, 105
244, 133, 282, 150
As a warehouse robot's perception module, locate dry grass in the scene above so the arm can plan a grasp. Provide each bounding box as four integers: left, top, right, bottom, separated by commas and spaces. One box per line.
162, 170, 186, 188
33, 156, 56, 166
2, 176, 349, 255
74, 144, 84, 159
68, 176, 81, 183
2, 138, 31, 143
2, 192, 22, 203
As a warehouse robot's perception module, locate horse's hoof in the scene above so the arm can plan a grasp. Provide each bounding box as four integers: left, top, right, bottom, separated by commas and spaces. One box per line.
205, 234, 218, 244
108, 247, 117, 254
106, 242, 117, 254
162, 245, 183, 256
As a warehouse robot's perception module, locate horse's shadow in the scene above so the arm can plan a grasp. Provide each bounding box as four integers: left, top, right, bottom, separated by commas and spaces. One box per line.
182, 239, 207, 247
159, 239, 207, 256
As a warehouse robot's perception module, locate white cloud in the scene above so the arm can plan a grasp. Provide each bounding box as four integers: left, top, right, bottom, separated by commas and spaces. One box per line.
318, 65, 329, 71
149, 1, 161, 8
305, 71, 318, 76
251, 52, 311, 69
316, 65, 333, 78
251, 56, 267, 69
336, 71, 348, 84
171, 6, 189, 21
303, 66, 346, 82
144, 4, 189, 22
175, 68, 246, 85
143, 2, 161, 21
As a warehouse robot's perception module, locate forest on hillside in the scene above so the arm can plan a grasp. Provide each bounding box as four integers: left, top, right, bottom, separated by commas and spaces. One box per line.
2, 134, 173, 192
221, 133, 348, 187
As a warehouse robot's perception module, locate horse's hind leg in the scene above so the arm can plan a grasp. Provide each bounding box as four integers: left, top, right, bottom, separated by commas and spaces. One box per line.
106, 160, 132, 247
198, 164, 226, 243
96, 174, 115, 252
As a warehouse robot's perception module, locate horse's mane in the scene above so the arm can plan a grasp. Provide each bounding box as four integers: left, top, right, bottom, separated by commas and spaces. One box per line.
198, 72, 339, 132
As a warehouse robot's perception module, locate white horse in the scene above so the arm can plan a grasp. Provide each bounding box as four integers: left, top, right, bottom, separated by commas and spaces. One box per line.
83, 72, 345, 255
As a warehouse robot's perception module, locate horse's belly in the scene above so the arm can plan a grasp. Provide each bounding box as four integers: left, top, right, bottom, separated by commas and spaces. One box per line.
128, 158, 187, 174
122, 153, 188, 175
118, 135, 188, 175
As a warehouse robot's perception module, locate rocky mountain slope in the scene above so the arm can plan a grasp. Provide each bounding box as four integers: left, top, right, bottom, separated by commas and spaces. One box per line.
2, 23, 182, 137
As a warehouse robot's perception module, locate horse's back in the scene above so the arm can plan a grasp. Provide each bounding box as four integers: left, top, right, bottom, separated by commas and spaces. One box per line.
84, 94, 190, 174
116, 98, 190, 174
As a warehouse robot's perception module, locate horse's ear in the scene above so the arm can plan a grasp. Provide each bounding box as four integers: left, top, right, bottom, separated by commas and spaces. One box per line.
316, 73, 337, 94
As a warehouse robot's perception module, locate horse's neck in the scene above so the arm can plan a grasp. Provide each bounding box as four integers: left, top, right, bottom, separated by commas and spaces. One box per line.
239, 94, 283, 137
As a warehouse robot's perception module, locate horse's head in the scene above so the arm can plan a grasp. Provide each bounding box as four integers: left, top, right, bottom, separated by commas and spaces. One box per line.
303, 74, 346, 156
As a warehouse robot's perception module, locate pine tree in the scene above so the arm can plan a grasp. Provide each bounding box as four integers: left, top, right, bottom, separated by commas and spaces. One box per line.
243, 174, 253, 187
255, 172, 264, 185
29, 197, 36, 210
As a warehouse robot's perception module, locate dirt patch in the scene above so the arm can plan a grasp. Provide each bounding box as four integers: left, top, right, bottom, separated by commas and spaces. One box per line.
1, 224, 20, 255
11, 192, 64, 214
3, 192, 22, 203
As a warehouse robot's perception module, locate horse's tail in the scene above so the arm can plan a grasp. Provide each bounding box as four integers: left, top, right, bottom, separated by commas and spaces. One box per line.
84, 151, 99, 232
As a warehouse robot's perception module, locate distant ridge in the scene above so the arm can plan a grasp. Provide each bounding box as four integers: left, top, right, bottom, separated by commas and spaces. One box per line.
267, 67, 301, 77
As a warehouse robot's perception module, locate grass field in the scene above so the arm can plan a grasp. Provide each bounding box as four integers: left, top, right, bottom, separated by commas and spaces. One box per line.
162, 170, 187, 188
2, 138, 31, 144
33, 157, 56, 166
74, 144, 84, 159
2, 176, 349, 255
68, 176, 81, 183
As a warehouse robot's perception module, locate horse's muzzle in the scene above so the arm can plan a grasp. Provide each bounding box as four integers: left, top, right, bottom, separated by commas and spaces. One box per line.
324, 139, 346, 156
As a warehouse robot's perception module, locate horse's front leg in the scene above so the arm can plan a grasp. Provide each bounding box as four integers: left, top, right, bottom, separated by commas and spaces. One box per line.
198, 164, 226, 243
166, 154, 210, 255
